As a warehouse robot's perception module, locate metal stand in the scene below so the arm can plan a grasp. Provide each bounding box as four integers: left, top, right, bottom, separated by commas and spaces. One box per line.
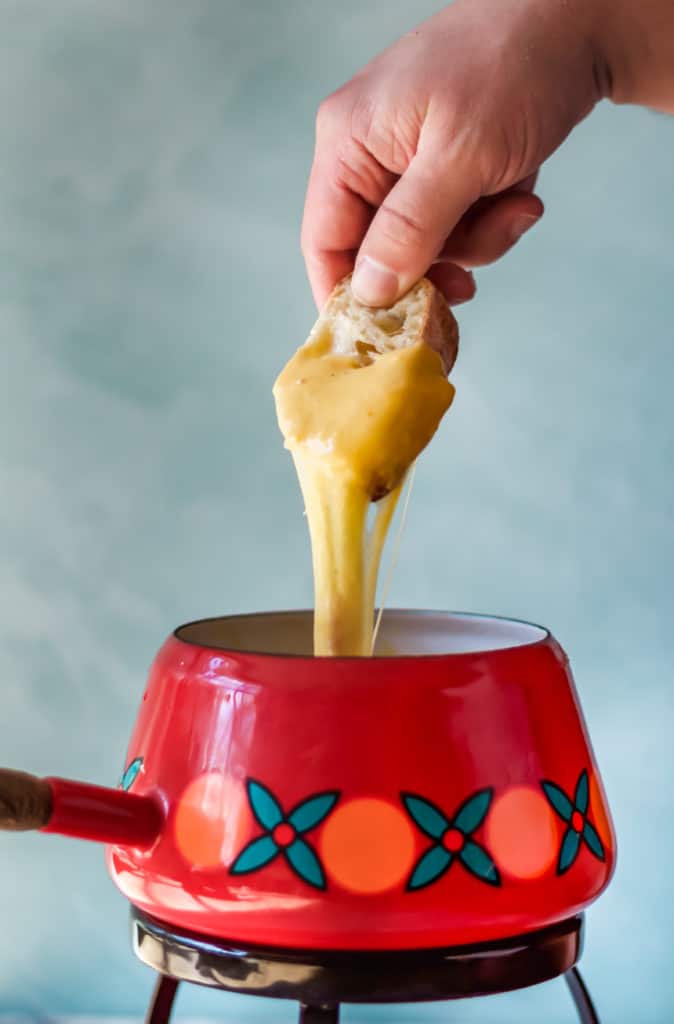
144, 970, 599, 1024
135, 908, 601, 1024
145, 975, 178, 1024
566, 967, 600, 1024
299, 1005, 340, 1023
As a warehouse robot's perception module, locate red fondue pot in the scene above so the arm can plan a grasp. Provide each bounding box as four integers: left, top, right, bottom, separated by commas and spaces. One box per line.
0, 610, 615, 951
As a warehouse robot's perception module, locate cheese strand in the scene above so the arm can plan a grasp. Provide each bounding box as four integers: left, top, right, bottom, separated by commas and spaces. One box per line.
370, 463, 416, 655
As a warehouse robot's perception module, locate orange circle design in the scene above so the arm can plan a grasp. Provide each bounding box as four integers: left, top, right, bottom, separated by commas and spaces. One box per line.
589, 773, 613, 849
319, 797, 416, 894
486, 786, 558, 880
174, 772, 250, 869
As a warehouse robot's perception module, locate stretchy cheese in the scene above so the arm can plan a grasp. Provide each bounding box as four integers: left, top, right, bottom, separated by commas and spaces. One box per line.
274, 276, 458, 656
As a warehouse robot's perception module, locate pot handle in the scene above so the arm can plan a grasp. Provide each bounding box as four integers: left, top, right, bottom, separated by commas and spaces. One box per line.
0, 768, 52, 830
0, 767, 163, 848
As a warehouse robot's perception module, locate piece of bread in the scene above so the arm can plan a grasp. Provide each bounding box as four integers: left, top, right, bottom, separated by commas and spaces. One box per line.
314, 273, 459, 375
274, 272, 459, 502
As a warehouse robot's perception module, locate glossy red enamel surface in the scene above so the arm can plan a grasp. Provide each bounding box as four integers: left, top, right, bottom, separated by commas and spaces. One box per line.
103, 614, 616, 950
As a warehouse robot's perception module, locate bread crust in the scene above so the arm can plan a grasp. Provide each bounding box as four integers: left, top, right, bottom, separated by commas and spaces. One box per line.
415, 279, 459, 375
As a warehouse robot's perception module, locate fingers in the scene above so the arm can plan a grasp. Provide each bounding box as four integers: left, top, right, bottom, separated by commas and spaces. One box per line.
513, 171, 539, 194
440, 189, 544, 269
351, 147, 480, 306
408, 181, 543, 304
426, 262, 476, 305
303, 176, 542, 308
301, 159, 373, 308
419, 186, 542, 303
302, 98, 543, 311
302, 110, 398, 308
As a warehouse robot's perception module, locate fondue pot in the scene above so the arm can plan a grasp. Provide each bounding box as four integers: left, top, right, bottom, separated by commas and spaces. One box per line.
0, 610, 615, 1020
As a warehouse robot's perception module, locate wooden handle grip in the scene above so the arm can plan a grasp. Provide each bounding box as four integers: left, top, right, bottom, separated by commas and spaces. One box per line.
0, 768, 52, 831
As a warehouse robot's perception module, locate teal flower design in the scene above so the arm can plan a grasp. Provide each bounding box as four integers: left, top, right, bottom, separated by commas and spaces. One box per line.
402, 789, 500, 891
230, 780, 339, 890
541, 769, 606, 874
119, 756, 143, 791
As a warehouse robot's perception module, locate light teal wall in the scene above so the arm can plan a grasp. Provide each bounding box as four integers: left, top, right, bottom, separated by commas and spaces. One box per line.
0, 1, 673, 1020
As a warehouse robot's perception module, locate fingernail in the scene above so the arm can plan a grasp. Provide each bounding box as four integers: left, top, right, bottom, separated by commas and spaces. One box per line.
510, 214, 541, 243
352, 257, 399, 306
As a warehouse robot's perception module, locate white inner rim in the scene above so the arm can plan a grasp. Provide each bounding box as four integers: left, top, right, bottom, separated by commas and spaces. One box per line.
176, 610, 547, 658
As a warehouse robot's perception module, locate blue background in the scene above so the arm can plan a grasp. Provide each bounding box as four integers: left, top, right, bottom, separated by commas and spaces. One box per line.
0, 1, 672, 1020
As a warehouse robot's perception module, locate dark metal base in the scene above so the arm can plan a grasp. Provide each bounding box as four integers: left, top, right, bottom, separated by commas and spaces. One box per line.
566, 967, 600, 1024
132, 906, 600, 1023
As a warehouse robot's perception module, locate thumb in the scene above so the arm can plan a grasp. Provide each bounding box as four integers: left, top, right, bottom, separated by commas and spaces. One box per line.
352, 150, 478, 306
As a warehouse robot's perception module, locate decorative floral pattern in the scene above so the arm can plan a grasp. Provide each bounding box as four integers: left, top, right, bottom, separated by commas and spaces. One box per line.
119, 756, 143, 791
230, 779, 339, 890
541, 770, 606, 874
402, 789, 501, 890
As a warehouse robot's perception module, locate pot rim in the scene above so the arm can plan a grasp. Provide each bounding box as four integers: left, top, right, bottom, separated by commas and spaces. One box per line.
173, 608, 552, 662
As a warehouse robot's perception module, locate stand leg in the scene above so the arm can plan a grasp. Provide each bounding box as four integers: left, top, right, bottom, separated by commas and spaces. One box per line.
565, 967, 600, 1024
299, 1005, 340, 1023
146, 975, 180, 1024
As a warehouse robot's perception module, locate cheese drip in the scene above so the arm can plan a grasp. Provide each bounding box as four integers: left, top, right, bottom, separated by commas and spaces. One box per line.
274, 298, 455, 656
291, 450, 404, 655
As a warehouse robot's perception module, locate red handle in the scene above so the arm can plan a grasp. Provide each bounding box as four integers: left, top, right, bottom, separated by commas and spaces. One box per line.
41, 777, 163, 848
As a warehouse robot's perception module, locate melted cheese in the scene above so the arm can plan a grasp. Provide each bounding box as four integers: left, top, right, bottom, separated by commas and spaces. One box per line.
274, 321, 454, 656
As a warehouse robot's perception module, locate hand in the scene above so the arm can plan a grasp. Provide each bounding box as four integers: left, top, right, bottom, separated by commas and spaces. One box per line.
302, 0, 607, 308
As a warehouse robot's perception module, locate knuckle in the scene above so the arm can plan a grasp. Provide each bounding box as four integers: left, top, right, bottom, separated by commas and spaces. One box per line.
376, 201, 426, 247
349, 94, 377, 143
334, 138, 388, 203
316, 88, 347, 133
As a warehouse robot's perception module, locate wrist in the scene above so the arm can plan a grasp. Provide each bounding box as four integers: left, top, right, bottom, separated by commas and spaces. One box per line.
589, 0, 674, 111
